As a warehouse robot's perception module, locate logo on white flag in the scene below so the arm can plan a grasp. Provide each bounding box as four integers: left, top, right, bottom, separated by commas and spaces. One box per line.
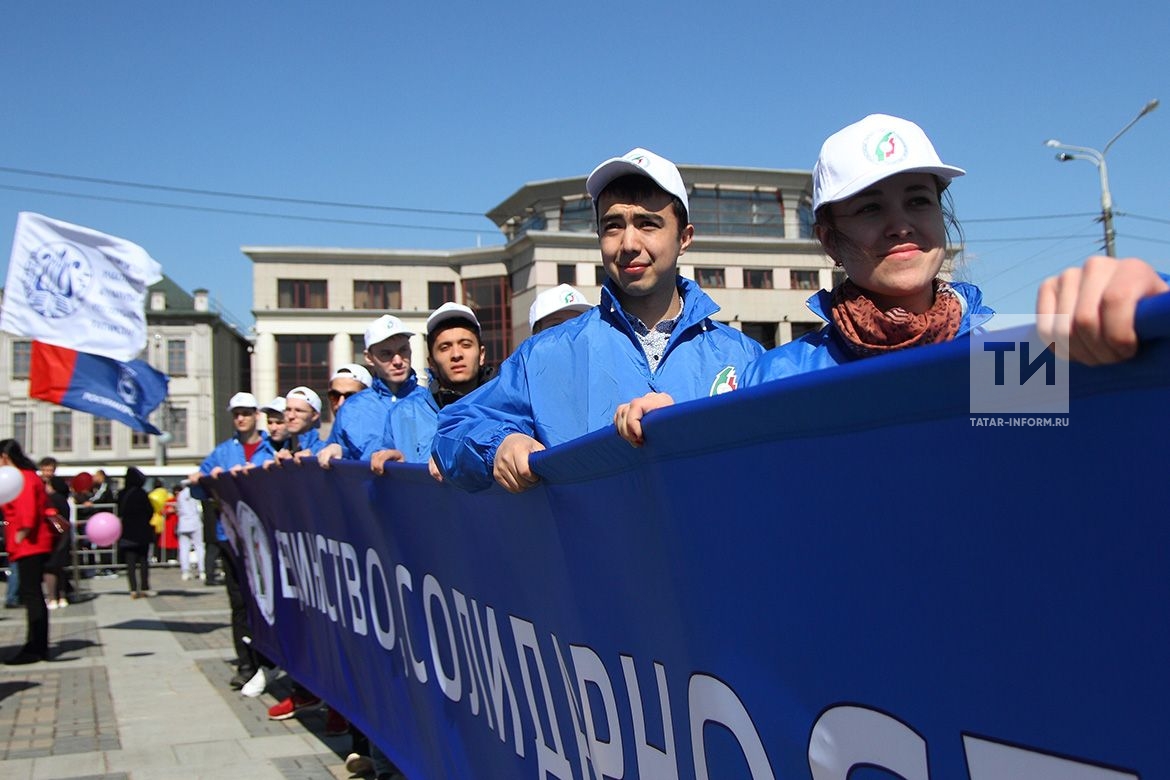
1, 212, 163, 362
24, 241, 95, 319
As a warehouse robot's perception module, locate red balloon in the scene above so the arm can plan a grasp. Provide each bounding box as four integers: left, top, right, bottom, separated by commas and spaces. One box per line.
71, 472, 94, 493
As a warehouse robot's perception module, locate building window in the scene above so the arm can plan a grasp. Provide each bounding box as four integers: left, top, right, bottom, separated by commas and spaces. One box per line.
791, 270, 821, 290
12, 340, 31, 379
93, 418, 112, 450
277, 336, 331, 401
463, 276, 511, 367
696, 267, 726, 289
169, 408, 188, 449
278, 279, 328, 309
689, 187, 785, 237
52, 411, 72, 451
790, 322, 824, 342
428, 281, 456, 311
167, 339, 187, 377
744, 269, 774, 290
798, 199, 815, 239
350, 335, 365, 363
557, 264, 577, 286
354, 280, 402, 310
741, 322, 778, 350
560, 197, 594, 233
595, 266, 608, 286
131, 430, 151, 449
12, 412, 29, 452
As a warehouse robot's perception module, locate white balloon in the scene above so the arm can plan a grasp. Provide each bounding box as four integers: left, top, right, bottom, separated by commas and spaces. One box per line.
0, 465, 24, 504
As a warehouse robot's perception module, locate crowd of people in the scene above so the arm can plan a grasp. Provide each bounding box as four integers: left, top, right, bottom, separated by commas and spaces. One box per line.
5, 114, 1167, 772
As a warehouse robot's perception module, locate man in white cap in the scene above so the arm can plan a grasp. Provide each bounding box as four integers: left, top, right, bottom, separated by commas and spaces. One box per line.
326, 363, 372, 415
370, 302, 492, 472
188, 391, 277, 689
529, 283, 592, 335
275, 386, 327, 459
259, 396, 290, 451
318, 314, 427, 465
432, 148, 764, 493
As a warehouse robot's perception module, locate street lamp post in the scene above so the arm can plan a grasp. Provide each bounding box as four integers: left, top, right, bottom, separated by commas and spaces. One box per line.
1045, 98, 1159, 257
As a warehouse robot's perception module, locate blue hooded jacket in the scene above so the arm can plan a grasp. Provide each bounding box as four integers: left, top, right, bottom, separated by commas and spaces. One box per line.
325, 372, 426, 461
379, 389, 441, 464
741, 281, 994, 386
433, 276, 764, 491
290, 426, 326, 456
198, 432, 276, 541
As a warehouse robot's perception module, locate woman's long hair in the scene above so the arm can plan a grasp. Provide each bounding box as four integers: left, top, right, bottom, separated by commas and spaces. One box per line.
0, 439, 37, 471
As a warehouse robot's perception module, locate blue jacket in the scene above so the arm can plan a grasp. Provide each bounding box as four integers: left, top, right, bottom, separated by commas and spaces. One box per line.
325, 373, 427, 461
433, 276, 764, 491
291, 427, 327, 456
379, 390, 441, 464
741, 282, 994, 386
198, 433, 276, 541
199, 432, 277, 473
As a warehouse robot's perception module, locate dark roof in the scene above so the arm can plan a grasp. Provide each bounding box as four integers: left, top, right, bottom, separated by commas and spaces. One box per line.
149, 275, 195, 311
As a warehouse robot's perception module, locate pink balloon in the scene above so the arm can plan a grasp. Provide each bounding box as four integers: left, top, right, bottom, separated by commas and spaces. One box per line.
85, 511, 122, 547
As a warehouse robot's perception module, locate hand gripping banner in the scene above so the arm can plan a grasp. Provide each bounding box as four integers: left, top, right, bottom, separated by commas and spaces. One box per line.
207, 293, 1170, 780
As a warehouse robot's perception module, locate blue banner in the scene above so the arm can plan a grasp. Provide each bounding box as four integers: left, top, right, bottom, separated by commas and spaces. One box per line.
208, 294, 1170, 780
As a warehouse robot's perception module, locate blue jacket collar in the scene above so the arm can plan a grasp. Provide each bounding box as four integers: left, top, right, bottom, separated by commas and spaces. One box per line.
600, 275, 719, 335
372, 371, 419, 400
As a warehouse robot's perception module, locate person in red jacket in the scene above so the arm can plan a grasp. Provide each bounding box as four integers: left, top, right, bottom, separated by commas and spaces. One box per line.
1, 439, 54, 664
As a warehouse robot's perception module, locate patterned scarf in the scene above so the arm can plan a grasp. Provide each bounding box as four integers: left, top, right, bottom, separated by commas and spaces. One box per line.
830, 279, 963, 359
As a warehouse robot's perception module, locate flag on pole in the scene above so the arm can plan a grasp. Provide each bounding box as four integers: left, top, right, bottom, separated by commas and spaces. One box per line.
1, 212, 163, 362
30, 341, 169, 435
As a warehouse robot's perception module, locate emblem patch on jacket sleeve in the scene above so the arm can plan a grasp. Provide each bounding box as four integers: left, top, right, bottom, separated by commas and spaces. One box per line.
709, 366, 738, 395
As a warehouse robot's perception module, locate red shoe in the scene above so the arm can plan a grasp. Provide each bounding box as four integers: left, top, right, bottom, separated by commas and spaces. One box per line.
268, 692, 324, 720
324, 707, 349, 736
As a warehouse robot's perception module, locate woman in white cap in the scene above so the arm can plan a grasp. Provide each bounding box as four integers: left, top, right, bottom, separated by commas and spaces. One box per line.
615, 114, 1168, 444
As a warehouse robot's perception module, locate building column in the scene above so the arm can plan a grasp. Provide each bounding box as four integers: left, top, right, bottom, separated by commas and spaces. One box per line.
253, 331, 277, 402
331, 332, 354, 373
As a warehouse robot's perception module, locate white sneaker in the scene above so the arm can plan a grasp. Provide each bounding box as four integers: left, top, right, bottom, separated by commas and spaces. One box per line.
241, 666, 268, 697
47, 599, 58, 610
181, 571, 191, 581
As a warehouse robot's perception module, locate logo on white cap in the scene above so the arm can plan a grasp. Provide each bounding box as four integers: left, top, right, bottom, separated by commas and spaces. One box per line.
863, 129, 908, 165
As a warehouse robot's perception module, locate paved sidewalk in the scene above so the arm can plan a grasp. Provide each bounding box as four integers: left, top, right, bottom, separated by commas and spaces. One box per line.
0, 566, 363, 779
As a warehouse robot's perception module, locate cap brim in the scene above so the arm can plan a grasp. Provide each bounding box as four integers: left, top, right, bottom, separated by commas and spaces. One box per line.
587, 159, 649, 201
819, 164, 966, 210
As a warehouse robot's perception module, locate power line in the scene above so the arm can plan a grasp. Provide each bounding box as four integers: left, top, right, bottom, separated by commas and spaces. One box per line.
0, 183, 496, 235
0, 164, 485, 217
962, 212, 1099, 223
1118, 212, 1170, 227
963, 233, 1100, 243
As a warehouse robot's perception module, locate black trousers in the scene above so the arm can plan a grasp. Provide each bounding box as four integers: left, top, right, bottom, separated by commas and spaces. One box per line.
121, 543, 150, 592
220, 541, 255, 671
16, 553, 49, 657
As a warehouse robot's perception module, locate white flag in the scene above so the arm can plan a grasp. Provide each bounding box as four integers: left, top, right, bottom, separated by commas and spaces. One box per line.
1, 212, 164, 362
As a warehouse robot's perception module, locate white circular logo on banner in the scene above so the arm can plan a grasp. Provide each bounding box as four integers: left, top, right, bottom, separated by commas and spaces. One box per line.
235, 500, 276, 626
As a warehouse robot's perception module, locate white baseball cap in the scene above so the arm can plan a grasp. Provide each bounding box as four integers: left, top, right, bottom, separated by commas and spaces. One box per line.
330, 363, 372, 388
363, 314, 413, 350
586, 147, 690, 219
227, 392, 258, 410
285, 386, 322, 414
812, 114, 965, 212
259, 396, 286, 416
426, 302, 480, 336
528, 284, 592, 332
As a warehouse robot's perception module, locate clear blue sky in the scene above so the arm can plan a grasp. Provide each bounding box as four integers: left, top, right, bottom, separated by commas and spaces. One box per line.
2, 2, 1167, 329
